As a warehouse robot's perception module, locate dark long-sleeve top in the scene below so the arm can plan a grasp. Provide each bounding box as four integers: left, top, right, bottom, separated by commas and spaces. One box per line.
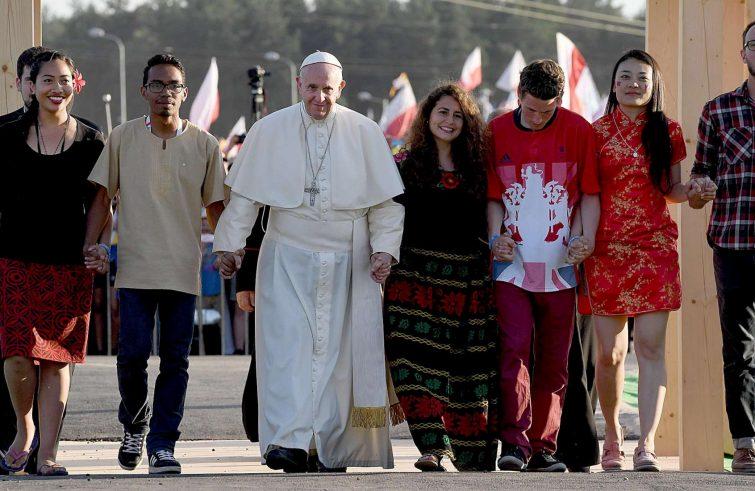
396, 152, 488, 254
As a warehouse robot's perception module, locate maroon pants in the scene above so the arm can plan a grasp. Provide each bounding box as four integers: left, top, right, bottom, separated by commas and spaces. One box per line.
494, 281, 575, 458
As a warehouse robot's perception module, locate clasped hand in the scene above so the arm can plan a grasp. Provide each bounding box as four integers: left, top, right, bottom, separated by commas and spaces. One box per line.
685, 176, 717, 202
566, 236, 594, 265
83, 244, 108, 274
216, 249, 245, 279
492, 235, 516, 262
370, 252, 393, 284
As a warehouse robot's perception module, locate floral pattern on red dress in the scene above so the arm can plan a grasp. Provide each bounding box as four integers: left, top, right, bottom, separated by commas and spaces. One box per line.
582, 109, 687, 315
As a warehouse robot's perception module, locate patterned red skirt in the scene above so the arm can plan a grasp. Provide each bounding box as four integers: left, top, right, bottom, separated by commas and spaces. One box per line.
0, 258, 92, 363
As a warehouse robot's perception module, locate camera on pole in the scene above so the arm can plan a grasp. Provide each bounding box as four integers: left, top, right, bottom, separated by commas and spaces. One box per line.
247, 65, 270, 124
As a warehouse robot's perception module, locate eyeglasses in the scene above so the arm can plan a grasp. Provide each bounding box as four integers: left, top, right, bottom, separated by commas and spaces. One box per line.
144, 81, 186, 93
744, 40, 755, 51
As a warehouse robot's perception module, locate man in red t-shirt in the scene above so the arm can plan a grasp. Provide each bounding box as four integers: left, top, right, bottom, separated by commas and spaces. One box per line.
487, 59, 600, 472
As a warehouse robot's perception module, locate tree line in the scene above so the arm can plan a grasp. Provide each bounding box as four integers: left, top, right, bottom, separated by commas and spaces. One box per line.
44, 0, 643, 136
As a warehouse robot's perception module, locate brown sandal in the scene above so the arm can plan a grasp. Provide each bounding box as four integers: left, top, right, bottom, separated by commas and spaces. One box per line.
37, 462, 68, 477
414, 453, 445, 472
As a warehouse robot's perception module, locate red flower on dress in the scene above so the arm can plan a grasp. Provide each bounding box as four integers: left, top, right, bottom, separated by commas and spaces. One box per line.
72, 70, 86, 94
439, 171, 460, 190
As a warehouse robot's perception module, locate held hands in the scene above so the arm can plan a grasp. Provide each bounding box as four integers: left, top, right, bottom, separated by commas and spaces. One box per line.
216, 249, 245, 279
370, 252, 393, 284
83, 244, 109, 274
236, 290, 255, 312
566, 236, 594, 265
491, 234, 516, 262
686, 177, 717, 203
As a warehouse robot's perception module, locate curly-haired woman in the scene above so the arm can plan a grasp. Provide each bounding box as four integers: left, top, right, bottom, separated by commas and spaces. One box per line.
383, 83, 498, 472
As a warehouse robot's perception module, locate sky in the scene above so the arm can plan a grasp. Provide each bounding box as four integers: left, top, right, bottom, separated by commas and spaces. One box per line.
45, 0, 646, 20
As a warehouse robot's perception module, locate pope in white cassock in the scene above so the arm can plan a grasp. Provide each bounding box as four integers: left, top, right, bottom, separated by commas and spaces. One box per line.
213, 51, 405, 472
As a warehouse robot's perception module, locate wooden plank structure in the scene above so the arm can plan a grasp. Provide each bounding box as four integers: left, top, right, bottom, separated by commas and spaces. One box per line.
0, 0, 41, 115
0, 0, 751, 473
645, 0, 681, 458
646, 0, 750, 471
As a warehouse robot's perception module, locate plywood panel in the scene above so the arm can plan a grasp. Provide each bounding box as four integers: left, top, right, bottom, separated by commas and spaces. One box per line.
0, 0, 40, 115
645, 0, 681, 458
677, 0, 746, 471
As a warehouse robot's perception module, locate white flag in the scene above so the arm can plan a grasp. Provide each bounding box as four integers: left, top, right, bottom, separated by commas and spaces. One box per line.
189, 57, 220, 131
496, 50, 526, 92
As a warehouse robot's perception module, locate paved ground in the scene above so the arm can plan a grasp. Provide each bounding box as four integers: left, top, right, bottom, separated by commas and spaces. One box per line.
2, 440, 754, 489
5, 356, 753, 488
64, 355, 639, 441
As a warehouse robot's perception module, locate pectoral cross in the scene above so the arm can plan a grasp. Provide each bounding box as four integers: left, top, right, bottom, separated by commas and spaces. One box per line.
305, 179, 320, 206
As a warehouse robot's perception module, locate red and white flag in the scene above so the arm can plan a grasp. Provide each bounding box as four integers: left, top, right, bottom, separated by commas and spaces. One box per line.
459, 46, 482, 91
556, 33, 602, 122
189, 57, 220, 131
379, 73, 417, 141
224, 115, 247, 161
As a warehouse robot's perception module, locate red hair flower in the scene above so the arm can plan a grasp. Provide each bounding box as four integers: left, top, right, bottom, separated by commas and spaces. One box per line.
73, 70, 86, 94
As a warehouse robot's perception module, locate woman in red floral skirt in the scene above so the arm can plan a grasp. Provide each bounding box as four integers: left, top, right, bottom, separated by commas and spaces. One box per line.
583, 50, 703, 472
0, 51, 106, 475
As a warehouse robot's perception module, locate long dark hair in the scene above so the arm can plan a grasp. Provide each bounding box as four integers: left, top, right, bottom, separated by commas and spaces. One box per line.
605, 50, 672, 194
21, 50, 76, 135
403, 83, 488, 197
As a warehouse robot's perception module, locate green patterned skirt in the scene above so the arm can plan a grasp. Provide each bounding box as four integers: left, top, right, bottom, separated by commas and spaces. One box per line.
384, 246, 498, 471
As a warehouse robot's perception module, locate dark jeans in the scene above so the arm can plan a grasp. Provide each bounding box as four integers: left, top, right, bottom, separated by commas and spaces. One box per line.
713, 248, 755, 450
117, 289, 195, 454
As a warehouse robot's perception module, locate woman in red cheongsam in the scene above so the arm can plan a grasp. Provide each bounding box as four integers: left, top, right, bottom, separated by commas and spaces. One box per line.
582, 50, 700, 472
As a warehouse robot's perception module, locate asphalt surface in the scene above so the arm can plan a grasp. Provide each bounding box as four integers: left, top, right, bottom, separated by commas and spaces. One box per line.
64, 355, 639, 441
4, 356, 752, 489
3, 470, 755, 489
64, 355, 420, 441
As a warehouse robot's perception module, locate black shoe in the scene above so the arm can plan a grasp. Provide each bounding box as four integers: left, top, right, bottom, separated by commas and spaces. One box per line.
498, 445, 527, 471
148, 449, 182, 475
316, 460, 347, 473
118, 431, 146, 471
567, 465, 591, 473
266, 447, 308, 473
526, 451, 567, 472
306, 452, 346, 472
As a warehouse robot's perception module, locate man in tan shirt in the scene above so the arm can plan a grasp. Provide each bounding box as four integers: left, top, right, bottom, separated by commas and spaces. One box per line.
85, 54, 226, 475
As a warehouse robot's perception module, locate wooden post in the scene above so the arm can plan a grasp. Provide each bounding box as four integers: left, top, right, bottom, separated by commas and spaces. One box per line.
0, 0, 41, 115
646, 0, 681, 457
677, 0, 747, 471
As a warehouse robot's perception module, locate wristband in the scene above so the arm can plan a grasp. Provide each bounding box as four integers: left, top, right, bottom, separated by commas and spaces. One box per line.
488, 234, 500, 250
568, 235, 582, 246
97, 243, 111, 258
